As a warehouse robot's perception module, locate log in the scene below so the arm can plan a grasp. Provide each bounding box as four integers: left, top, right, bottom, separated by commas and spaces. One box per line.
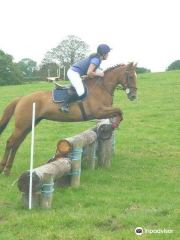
57, 140, 73, 154
18, 158, 71, 194
57, 129, 97, 153
95, 119, 113, 140
56, 119, 113, 170
98, 136, 112, 168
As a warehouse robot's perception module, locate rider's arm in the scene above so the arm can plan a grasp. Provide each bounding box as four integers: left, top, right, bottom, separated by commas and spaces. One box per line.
87, 63, 104, 77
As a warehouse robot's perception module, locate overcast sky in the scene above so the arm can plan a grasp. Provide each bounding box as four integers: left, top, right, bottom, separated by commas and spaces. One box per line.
0, 0, 179, 72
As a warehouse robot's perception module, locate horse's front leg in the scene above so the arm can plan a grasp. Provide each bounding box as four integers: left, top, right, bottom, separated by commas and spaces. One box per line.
94, 106, 123, 129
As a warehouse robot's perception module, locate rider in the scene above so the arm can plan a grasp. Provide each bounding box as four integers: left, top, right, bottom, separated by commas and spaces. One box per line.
60, 44, 111, 113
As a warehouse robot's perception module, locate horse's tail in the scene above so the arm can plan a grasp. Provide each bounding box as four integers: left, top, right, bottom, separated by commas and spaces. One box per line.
0, 97, 22, 136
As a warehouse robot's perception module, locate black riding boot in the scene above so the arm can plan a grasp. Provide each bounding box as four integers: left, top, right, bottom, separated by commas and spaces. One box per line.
59, 92, 79, 113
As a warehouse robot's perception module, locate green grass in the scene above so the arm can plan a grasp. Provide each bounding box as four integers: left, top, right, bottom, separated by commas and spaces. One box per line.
0, 71, 180, 240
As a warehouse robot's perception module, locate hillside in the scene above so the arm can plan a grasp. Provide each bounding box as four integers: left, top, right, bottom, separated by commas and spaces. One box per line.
0, 70, 180, 239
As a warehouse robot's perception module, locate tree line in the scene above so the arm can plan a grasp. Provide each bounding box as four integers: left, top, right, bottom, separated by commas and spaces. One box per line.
0, 35, 90, 86
0, 35, 179, 85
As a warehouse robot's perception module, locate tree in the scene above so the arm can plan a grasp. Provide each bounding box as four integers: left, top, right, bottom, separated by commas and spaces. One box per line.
0, 49, 23, 86
136, 67, 151, 74
166, 60, 180, 71
35, 62, 59, 78
42, 35, 90, 68
17, 58, 37, 76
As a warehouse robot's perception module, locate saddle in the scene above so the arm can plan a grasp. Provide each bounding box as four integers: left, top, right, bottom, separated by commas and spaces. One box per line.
54, 82, 73, 90
52, 82, 88, 103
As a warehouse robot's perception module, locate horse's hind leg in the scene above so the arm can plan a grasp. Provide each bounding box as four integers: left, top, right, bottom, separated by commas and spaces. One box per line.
3, 127, 32, 175
0, 143, 11, 173
3, 147, 18, 176
0, 128, 27, 175
2, 118, 42, 175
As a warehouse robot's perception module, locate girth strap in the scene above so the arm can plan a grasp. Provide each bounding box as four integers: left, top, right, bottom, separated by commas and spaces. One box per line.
77, 101, 88, 121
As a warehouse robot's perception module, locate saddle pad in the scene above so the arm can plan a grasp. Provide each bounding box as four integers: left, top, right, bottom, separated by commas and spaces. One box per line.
52, 84, 89, 103
52, 89, 68, 103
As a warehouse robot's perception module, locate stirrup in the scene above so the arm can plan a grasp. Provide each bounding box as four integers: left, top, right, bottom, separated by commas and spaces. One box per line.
59, 104, 70, 113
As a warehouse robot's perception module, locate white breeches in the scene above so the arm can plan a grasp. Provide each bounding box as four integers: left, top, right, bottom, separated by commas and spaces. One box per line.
67, 69, 85, 96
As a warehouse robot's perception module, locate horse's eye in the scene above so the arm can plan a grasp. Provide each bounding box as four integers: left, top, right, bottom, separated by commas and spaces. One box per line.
129, 76, 134, 81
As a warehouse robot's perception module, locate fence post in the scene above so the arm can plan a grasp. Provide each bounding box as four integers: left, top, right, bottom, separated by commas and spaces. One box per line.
87, 141, 96, 169
40, 173, 54, 209
96, 119, 113, 168
70, 138, 83, 188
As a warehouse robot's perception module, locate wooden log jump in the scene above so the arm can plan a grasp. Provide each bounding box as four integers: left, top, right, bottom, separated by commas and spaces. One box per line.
17, 119, 115, 209
57, 119, 114, 167
18, 158, 71, 209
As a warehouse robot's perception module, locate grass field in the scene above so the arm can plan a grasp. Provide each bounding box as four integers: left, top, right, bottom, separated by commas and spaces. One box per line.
0, 70, 180, 240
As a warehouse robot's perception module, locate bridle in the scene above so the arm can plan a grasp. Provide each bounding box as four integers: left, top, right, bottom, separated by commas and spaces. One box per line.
88, 67, 137, 98
123, 69, 138, 94
102, 67, 137, 96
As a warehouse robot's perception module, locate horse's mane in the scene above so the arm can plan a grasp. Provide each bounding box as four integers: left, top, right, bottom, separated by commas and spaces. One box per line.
104, 63, 125, 74
83, 63, 125, 81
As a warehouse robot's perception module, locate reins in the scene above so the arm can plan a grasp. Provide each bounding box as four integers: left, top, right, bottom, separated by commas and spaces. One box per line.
78, 77, 102, 121
102, 82, 114, 96
88, 77, 114, 97
87, 77, 102, 95
85, 66, 138, 98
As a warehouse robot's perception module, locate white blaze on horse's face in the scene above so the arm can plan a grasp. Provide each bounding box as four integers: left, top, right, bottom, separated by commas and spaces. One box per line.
126, 88, 130, 94
125, 64, 138, 101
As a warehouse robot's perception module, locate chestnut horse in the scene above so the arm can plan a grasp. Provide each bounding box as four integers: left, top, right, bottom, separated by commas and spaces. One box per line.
0, 62, 138, 175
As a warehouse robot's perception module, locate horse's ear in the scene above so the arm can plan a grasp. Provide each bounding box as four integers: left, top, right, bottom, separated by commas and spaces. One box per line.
128, 62, 133, 67
133, 62, 138, 69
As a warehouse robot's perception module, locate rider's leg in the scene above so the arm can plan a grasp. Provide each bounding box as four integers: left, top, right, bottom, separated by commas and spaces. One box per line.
67, 69, 85, 96
59, 92, 79, 113
59, 69, 85, 113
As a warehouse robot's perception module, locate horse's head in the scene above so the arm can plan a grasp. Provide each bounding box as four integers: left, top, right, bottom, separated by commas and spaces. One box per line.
120, 62, 138, 101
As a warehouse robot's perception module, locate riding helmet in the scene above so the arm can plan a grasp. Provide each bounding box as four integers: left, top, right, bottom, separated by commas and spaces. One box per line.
97, 44, 112, 55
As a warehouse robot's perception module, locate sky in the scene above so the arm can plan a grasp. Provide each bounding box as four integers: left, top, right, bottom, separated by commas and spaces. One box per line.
0, 0, 180, 72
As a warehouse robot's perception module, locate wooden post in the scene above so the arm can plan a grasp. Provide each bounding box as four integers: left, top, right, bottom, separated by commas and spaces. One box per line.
98, 136, 112, 168
70, 137, 83, 188
87, 141, 96, 169
40, 173, 54, 209
21, 192, 41, 208
96, 119, 113, 168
